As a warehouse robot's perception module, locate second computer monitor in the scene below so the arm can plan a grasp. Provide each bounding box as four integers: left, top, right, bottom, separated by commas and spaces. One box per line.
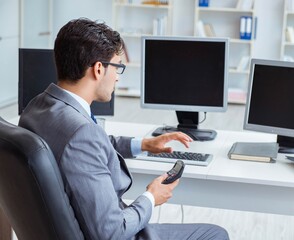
19, 48, 114, 116
244, 58, 294, 153
141, 36, 229, 141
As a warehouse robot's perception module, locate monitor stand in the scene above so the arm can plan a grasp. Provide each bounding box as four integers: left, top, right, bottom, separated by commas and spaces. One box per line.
151, 111, 217, 141
277, 135, 294, 154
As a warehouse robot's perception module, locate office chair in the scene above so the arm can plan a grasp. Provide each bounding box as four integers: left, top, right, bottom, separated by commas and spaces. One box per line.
0, 117, 84, 240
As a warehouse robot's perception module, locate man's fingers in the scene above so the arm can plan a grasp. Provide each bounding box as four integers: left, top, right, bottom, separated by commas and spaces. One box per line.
161, 147, 173, 153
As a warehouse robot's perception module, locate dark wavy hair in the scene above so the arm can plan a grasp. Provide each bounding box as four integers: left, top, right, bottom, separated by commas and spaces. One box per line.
54, 18, 124, 81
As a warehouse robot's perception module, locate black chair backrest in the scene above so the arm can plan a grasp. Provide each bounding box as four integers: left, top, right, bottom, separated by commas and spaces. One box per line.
0, 117, 84, 240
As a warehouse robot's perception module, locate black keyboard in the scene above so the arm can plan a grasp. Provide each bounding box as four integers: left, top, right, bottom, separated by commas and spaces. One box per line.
137, 151, 213, 166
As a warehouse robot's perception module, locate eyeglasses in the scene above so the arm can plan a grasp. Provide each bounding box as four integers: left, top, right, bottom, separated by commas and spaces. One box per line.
101, 61, 126, 74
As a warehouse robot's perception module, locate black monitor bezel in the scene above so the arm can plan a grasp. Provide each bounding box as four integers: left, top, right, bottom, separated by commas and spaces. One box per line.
18, 48, 114, 116
141, 36, 229, 113
244, 58, 294, 138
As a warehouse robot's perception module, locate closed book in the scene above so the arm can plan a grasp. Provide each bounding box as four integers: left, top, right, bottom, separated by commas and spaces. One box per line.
196, 20, 206, 37
236, 0, 254, 10
203, 23, 215, 37
286, 26, 294, 43
228, 142, 279, 162
236, 55, 250, 71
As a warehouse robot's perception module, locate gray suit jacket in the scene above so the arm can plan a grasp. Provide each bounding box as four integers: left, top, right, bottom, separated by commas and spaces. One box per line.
19, 83, 152, 240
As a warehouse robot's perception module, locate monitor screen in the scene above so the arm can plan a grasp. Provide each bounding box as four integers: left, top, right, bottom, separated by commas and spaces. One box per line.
244, 58, 294, 153
18, 48, 114, 116
141, 36, 228, 141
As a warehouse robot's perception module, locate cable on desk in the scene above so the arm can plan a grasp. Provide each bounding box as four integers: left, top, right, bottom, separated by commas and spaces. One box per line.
198, 112, 207, 125
181, 204, 184, 223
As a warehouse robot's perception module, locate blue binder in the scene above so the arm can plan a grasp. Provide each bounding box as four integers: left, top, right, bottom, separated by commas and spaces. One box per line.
245, 16, 252, 40
240, 16, 252, 40
199, 0, 209, 7
240, 16, 246, 40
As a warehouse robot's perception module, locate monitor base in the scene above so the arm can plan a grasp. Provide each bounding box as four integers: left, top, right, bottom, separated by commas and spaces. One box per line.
277, 135, 294, 154
151, 126, 217, 141
278, 146, 294, 154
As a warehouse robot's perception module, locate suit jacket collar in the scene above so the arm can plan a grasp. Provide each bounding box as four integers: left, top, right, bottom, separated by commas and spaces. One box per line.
45, 83, 93, 123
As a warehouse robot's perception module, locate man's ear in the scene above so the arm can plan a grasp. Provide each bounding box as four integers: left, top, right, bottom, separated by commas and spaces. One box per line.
93, 61, 104, 79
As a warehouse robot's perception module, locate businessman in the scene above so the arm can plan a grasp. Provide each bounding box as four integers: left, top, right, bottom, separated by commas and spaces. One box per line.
19, 18, 229, 240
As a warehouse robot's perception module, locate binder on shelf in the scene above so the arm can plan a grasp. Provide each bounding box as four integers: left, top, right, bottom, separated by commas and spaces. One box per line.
152, 16, 167, 36
245, 16, 252, 40
203, 23, 215, 37
236, 56, 250, 71
240, 16, 252, 40
195, 20, 206, 37
286, 26, 294, 43
252, 16, 257, 39
236, 0, 254, 10
240, 16, 246, 39
199, 0, 209, 7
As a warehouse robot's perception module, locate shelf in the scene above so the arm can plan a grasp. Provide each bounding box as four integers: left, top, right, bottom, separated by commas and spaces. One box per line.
121, 33, 153, 38
229, 68, 249, 74
283, 42, 294, 46
281, 0, 294, 59
198, 7, 254, 14
115, 3, 171, 9
228, 88, 247, 104
115, 88, 141, 97
230, 38, 254, 44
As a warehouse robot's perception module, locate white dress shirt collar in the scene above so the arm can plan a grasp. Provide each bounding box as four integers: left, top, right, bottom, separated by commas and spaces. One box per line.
63, 89, 91, 116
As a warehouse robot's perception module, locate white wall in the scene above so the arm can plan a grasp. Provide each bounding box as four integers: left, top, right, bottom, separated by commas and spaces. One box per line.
0, 0, 19, 107
254, 0, 284, 60
52, 0, 112, 46
21, 0, 51, 48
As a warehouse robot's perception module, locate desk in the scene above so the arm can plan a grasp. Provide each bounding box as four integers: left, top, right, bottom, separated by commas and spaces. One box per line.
105, 121, 294, 216
5, 118, 294, 218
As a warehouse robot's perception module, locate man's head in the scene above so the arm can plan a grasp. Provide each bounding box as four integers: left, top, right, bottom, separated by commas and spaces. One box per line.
54, 18, 124, 82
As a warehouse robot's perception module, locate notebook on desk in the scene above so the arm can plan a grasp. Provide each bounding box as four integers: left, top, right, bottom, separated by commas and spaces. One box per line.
228, 142, 279, 163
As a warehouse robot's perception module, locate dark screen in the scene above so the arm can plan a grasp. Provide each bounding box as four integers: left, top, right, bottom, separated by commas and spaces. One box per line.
144, 40, 225, 107
18, 48, 114, 116
248, 64, 294, 129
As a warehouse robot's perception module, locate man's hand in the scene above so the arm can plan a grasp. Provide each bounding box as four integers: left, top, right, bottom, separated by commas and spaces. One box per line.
141, 132, 193, 154
146, 174, 179, 206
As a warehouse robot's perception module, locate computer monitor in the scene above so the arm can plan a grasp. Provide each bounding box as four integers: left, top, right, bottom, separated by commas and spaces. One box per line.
18, 48, 114, 116
244, 58, 294, 153
141, 36, 229, 141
